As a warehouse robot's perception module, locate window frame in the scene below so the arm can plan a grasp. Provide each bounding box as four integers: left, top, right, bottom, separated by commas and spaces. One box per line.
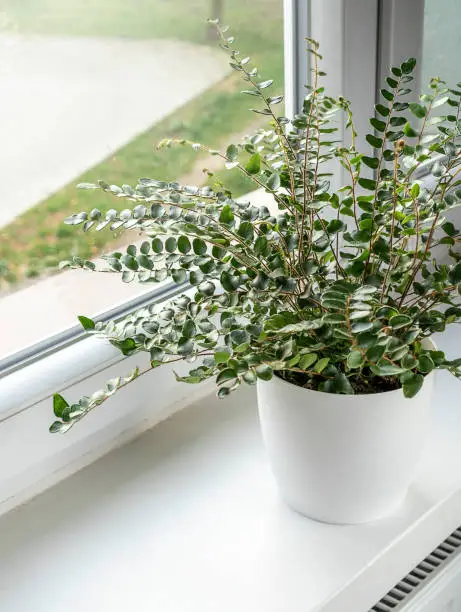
0, 279, 214, 518
285, 0, 425, 159
0, 281, 185, 379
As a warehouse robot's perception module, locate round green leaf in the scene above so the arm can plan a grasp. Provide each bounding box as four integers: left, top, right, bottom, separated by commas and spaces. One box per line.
351, 321, 374, 333
219, 205, 235, 225
255, 364, 273, 381
121, 254, 138, 271
347, 350, 364, 369
189, 270, 204, 285
403, 122, 418, 138
172, 269, 187, 284
137, 254, 153, 270
78, 315, 95, 331
226, 144, 238, 162
193, 238, 207, 255
230, 329, 250, 345
214, 351, 231, 364
417, 354, 434, 373
409, 102, 427, 118
366, 345, 385, 362
366, 134, 383, 148
402, 373, 424, 398
358, 178, 377, 191
324, 372, 354, 395
267, 173, 281, 191
151, 238, 163, 253
178, 236, 191, 254
122, 270, 135, 283
362, 156, 379, 170
449, 263, 461, 284
53, 394, 69, 418
165, 237, 177, 253
389, 314, 412, 329
198, 281, 215, 296
183, 320, 197, 339
246, 153, 261, 175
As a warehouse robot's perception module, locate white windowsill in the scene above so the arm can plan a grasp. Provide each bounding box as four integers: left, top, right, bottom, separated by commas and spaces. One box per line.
0, 189, 278, 516
1, 328, 461, 612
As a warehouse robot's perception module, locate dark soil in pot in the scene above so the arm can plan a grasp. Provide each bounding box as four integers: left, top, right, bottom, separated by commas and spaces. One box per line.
276, 369, 401, 394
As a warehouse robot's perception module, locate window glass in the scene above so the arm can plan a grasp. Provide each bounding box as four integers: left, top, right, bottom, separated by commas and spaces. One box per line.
0, 0, 283, 362
422, 0, 461, 91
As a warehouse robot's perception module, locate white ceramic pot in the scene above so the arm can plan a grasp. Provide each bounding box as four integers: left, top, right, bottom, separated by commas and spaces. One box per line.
257, 366, 435, 524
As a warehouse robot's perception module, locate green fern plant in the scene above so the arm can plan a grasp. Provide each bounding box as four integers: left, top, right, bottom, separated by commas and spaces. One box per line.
50, 25, 461, 432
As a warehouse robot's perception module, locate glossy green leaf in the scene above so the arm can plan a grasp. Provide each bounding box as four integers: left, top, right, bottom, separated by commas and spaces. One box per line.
237, 221, 254, 242
219, 205, 235, 225
214, 351, 231, 364
49, 421, 72, 434
267, 173, 281, 191
299, 353, 318, 369
178, 236, 191, 254
53, 394, 69, 418
78, 315, 95, 330
193, 238, 207, 255
418, 354, 434, 373
401, 58, 416, 74
410, 183, 420, 198
226, 144, 238, 161
255, 364, 273, 380
347, 350, 364, 369
362, 156, 379, 169
351, 321, 374, 333
314, 357, 330, 373
449, 263, 461, 283
389, 116, 406, 127
403, 122, 418, 137
165, 237, 177, 253
172, 269, 187, 284
246, 153, 261, 175
366, 134, 383, 148
389, 314, 412, 329
381, 88, 394, 102
370, 117, 386, 132
402, 373, 424, 398
151, 238, 163, 253
140, 241, 150, 255
358, 178, 377, 191
375, 104, 389, 117
121, 270, 135, 283
324, 372, 354, 394
258, 80, 273, 89
409, 102, 427, 118
370, 363, 406, 376
366, 345, 385, 362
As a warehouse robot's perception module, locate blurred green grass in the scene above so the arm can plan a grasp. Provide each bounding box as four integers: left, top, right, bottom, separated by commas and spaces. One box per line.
0, 0, 283, 285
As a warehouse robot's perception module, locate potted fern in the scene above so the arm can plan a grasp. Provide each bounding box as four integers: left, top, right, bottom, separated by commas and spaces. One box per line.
51, 26, 461, 524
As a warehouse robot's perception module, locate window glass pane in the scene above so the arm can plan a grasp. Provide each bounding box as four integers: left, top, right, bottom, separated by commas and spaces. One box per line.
0, 0, 283, 362
422, 0, 461, 91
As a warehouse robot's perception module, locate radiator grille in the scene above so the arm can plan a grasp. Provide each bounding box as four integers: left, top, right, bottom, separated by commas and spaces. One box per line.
370, 526, 461, 611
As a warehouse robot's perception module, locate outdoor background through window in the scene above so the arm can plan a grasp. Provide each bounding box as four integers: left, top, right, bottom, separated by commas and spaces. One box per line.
422, 1, 461, 97
0, 0, 283, 362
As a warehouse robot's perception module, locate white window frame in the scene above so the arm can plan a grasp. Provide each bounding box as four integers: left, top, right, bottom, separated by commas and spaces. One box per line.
0, 0, 431, 516
0, 282, 216, 517
285, 0, 424, 154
